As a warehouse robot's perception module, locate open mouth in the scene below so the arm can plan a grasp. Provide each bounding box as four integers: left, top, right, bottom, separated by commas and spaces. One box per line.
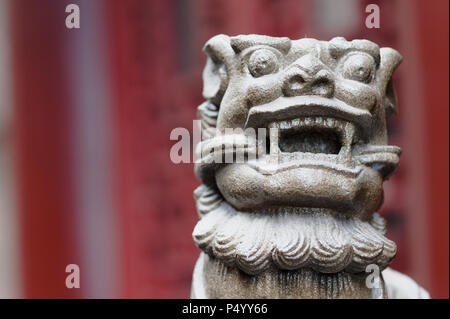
267, 116, 356, 165
279, 125, 341, 154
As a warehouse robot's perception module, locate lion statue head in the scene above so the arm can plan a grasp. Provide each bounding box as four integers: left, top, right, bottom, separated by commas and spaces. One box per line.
191, 35, 402, 299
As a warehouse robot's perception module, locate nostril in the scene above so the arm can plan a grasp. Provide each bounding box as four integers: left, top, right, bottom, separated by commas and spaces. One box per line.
283, 75, 306, 96
312, 77, 334, 97
288, 75, 305, 89
312, 79, 332, 95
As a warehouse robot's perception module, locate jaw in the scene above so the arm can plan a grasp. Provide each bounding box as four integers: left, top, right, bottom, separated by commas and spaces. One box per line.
214, 98, 393, 217
197, 96, 400, 219
216, 157, 384, 219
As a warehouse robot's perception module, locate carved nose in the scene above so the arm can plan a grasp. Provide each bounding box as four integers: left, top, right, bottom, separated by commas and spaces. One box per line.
283, 68, 335, 98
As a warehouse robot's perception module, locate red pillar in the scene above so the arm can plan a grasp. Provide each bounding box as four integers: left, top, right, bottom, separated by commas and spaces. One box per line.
10, 0, 82, 298
417, 0, 449, 299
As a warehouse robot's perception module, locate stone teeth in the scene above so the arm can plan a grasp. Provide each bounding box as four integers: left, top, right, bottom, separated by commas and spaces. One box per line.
279, 120, 290, 129
343, 122, 356, 146
273, 116, 350, 134
269, 122, 279, 129
326, 117, 335, 127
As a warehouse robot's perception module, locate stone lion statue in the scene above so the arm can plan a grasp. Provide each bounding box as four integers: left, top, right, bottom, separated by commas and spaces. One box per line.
191, 34, 429, 299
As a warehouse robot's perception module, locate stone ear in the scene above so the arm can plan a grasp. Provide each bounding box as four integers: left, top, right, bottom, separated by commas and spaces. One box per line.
378, 48, 402, 118
202, 34, 234, 106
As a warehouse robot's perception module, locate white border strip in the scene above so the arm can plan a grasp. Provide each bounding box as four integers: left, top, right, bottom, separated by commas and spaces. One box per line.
0, 0, 21, 299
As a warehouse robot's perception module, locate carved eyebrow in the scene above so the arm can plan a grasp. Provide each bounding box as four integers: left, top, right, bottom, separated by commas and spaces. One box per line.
329, 38, 380, 64
230, 35, 291, 54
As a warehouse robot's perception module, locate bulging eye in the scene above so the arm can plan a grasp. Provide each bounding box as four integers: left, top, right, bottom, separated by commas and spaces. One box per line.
248, 49, 279, 77
342, 53, 375, 83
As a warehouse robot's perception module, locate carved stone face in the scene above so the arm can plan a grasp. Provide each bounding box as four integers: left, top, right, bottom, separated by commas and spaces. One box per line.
193, 35, 402, 290
196, 35, 402, 218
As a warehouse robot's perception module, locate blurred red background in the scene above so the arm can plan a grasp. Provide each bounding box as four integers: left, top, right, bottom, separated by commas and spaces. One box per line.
0, 0, 447, 298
